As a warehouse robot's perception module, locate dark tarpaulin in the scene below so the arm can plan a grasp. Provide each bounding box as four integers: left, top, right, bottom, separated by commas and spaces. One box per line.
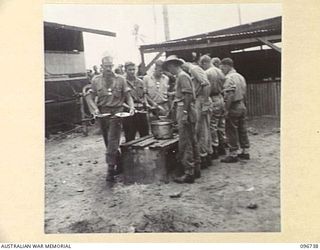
45, 78, 90, 135
44, 26, 84, 52
168, 49, 281, 81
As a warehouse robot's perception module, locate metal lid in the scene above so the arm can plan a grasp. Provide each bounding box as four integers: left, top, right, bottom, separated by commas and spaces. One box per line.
151, 119, 173, 126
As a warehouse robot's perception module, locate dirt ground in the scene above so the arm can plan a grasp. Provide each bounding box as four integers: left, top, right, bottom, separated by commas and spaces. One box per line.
45, 116, 280, 233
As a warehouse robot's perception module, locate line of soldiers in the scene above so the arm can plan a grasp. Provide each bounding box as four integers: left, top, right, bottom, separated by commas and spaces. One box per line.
86, 53, 250, 184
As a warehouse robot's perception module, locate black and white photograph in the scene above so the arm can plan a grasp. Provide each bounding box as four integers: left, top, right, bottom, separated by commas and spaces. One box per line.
44, 3, 281, 233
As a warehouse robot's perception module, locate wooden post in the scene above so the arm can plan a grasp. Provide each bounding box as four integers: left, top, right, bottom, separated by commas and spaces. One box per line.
237, 4, 242, 25
139, 49, 146, 75
145, 51, 164, 72
162, 5, 170, 41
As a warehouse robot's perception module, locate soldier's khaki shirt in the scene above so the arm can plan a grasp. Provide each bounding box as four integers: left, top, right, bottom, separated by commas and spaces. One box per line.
91, 73, 130, 108
205, 66, 226, 95
174, 71, 196, 103
125, 75, 145, 104
223, 69, 247, 102
143, 74, 169, 104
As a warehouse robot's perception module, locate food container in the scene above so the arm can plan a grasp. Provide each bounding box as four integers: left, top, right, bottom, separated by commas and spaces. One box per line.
151, 119, 174, 139
115, 112, 131, 118
96, 113, 111, 118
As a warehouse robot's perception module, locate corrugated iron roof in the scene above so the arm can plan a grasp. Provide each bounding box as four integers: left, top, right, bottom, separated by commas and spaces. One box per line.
140, 16, 281, 51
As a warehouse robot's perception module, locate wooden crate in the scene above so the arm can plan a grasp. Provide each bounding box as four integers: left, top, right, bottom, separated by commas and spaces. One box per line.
120, 134, 179, 184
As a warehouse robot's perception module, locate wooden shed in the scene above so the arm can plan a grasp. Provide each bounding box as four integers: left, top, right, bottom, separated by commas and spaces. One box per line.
139, 16, 281, 117
44, 21, 116, 135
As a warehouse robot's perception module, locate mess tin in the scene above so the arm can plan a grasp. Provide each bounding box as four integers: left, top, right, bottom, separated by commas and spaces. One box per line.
95, 113, 112, 118
115, 112, 131, 118
95, 112, 132, 119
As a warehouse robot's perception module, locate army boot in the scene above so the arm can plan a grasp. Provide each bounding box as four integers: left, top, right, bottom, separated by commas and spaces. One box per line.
238, 153, 250, 160
238, 148, 250, 160
194, 163, 201, 179
217, 145, 226, 156
220, 155, 238, 163
174, 174, 195, 184
200, 157, 209, 169
206, 155, 212, 167
221, 150, 239, 163
194, 170, 201, 179
211, 146, 219, 159
106, 165, 116, 182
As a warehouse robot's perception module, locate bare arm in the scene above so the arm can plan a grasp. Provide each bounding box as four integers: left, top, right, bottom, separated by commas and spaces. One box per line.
224, 90, 235, 112
83, 85, 100, 115
142, 77, 153, 108
125, 92, 134, 110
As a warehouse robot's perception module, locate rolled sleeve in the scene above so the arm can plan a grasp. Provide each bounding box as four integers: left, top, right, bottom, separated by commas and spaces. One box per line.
223, 78, 236, 93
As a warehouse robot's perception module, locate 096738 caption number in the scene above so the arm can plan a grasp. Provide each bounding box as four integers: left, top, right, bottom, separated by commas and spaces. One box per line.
300, 244, 319, 248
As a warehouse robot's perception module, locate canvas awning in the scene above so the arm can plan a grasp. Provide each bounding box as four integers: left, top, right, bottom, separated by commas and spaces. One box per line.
44, 21, 116, 37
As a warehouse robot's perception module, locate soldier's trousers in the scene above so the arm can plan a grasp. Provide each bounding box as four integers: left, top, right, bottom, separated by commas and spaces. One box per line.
122, 112, 149, 142
210, 115, 226, 148
226, 101, 250, 152
99, 116, 122, 166
176, 105, 201, 176
195, 99, 212, 157
210, 94, 226, 148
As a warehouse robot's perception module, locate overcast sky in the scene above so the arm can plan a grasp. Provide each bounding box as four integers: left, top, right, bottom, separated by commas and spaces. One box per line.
44, 4, 281, 68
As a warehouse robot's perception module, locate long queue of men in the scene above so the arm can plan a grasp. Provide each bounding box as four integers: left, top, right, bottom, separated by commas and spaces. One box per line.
86, 53, 250, 184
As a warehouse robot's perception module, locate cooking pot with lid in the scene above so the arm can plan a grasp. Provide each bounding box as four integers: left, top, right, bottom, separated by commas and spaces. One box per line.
151, 119, 174, 139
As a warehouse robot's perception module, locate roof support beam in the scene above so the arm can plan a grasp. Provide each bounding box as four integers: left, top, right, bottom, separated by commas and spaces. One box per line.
256, 37, 281, 53
145, 52, 164, 72
141, 34, 281, 54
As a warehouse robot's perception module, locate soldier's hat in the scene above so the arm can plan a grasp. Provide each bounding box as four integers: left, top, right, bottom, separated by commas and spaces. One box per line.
162, 55, 185, 70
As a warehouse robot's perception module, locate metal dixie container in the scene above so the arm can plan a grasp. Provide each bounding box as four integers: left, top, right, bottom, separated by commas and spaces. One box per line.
151, 119, 174, 139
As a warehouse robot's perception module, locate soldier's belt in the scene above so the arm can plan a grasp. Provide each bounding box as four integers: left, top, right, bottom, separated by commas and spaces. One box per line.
176, 101, 196, 107
176, 101, 184, 106
232, 99, 244, 104
134, 103, 144, 108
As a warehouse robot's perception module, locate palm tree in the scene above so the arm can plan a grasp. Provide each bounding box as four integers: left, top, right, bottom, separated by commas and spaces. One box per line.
132, 24, 146, 46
